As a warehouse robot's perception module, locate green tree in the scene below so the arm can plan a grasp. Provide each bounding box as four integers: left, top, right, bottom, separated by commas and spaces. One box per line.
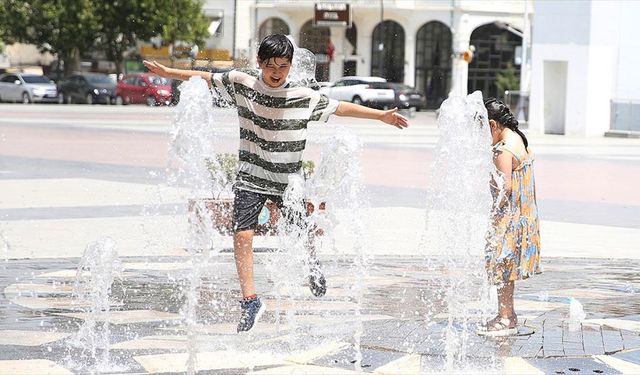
157, 0, 209, 47
156, 0, 210, 65
495, 62, 520, 97
93, 0, 161, 77
0, 0, 98, 76
93, 0, 209, 75
0, 0, 210, 77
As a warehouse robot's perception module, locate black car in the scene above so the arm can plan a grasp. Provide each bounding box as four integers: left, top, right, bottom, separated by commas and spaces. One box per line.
58, 73, 116, 104
169, 66, 233, 106
389, 83, 427, 111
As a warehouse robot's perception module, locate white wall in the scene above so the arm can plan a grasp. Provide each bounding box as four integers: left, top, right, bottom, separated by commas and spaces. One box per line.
600, 1, 640, 102
529, 0, 640, 135
4, 43, 55, 67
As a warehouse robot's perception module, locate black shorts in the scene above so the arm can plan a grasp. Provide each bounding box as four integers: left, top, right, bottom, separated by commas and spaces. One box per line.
232, 188, 308, 232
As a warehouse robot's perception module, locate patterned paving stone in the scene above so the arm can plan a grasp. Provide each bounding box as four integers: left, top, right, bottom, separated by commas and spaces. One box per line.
0, 256, 639, 373
612, 348, 640, 366
0, 359, 73, 375
132, 351, 287, 373
0, 330, 70, 347
55, 310, 181, 325
597, 354, 640, 374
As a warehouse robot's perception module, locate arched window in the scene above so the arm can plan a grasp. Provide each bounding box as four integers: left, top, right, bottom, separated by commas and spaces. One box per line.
371, 20, 405, 83
299, 20, 331, 81
258, 18, 290, 41
468, 22, 522, 98
415, 21, 452, 109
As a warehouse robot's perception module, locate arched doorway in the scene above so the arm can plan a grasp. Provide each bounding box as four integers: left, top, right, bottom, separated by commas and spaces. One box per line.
468, 22, 522, 98
371, 20, 405, 83
415, 21, 452, 109
299, 20, 330, 81
258, 18, 290, 41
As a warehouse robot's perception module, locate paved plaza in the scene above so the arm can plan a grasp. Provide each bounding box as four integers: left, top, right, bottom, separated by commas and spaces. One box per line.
0, 104, 639, 374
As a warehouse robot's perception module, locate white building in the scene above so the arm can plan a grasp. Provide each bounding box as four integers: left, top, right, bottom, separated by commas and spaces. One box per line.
233, 0, 531, 109
529, 0, 640, 136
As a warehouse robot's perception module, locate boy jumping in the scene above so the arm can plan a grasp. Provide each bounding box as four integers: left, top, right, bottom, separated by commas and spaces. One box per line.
143, 34, 408, 333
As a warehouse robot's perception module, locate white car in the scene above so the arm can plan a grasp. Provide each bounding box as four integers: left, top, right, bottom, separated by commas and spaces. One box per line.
0, 73, 59, 103
319, 76, 395, 108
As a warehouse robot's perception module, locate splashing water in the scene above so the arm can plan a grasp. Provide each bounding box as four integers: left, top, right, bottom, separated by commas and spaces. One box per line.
0, 227, 10, 266
422, 92, 496, 372
286, 35, 317, 82
308, 126, 370, 370
69, 237, 123, 372
263, 174, 310, 337
168, 76, 230, 374
569, 297, 587, 322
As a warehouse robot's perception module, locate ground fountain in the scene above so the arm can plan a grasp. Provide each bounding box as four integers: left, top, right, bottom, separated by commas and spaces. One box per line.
67, 237, 124, 373
166, 75, 228, 374
0, 227, 10, 266
307, 125, 371, 370
421, 91, 497, 373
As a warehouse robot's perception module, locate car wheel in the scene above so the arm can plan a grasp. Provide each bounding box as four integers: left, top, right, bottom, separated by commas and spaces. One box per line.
352, 96, 363, 106
22, 92, 31, 104
64, 93, 73, 104
146, 96, 156, 107
115, 95, 125, 105
85, 94, 93, 105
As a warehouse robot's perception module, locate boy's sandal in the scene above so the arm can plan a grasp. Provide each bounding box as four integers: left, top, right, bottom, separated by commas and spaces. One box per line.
477, 316, 518, 337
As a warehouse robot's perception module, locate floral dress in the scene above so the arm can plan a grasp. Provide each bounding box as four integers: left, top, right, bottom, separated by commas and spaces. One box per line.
486, 141, 542, 285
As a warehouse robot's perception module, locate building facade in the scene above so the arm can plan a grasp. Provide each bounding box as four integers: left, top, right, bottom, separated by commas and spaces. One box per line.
233, 0, 531, 109
529, 0, 640, 136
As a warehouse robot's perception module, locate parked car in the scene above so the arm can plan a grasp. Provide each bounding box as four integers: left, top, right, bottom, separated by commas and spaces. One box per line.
0, 73, 59, 103
116, 73, 172, 106
319, 76, 395, 109
388, 83, 427, 111
58, 73, 116, 104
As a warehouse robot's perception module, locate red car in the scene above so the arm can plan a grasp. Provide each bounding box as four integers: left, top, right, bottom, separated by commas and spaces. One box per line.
115, 73, 172, 106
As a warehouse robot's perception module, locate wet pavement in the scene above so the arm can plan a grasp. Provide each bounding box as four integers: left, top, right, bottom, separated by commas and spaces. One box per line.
1, 255, 639, 374
1, 105, 639, 373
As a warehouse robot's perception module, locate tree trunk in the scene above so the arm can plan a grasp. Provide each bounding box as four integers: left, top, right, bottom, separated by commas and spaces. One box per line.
116, 58, 124, 79
63, 48, 82, 77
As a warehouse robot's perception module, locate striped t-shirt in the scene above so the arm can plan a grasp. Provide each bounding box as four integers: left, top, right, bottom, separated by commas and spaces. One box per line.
211, 68, 339, 196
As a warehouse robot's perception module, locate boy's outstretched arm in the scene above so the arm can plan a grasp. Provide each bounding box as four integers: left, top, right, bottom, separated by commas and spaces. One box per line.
334, 102, 409, 129
142, 60, 213, 86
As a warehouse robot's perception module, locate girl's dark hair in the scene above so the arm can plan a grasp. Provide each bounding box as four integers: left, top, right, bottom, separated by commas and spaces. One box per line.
257, 34, 294, 63
484, 98, 528, 149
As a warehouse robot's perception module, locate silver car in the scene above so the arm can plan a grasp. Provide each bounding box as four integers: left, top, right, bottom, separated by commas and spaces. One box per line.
0, 73, 59, 103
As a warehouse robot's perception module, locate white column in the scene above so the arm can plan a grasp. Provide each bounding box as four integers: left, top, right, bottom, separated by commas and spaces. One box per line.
329, 27, 345, 82
450, 14, 471, 96
234, 1, 254, 63
404, 34, 415, 86
360, 35, 373, 77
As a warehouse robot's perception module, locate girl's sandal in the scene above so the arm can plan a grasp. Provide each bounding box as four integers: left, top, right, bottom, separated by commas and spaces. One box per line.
477, 316, 518, 337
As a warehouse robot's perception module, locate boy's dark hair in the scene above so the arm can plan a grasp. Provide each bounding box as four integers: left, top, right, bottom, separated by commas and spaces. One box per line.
257, 34, 294, 63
